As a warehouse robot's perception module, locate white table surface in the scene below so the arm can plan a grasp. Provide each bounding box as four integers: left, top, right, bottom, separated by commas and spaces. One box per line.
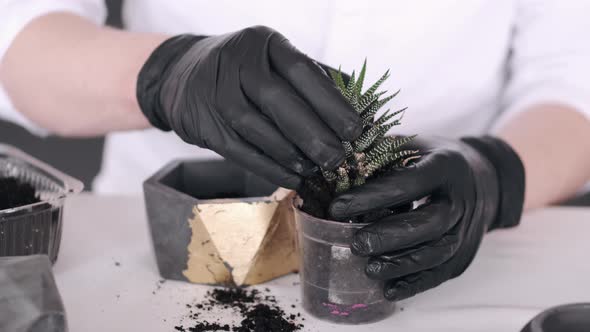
53, 194, 590, 332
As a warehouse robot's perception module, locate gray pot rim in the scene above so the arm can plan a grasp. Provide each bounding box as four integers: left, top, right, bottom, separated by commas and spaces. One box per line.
144, 158, 282, 204
523, 303, 590, 332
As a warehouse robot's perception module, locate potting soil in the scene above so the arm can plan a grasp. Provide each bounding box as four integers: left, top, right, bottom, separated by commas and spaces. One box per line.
0, 176, 40, 210
174, 288, 303, 332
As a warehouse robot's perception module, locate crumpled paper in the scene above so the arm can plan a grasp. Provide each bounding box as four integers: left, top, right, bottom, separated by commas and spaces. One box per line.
0, 255, 67, 332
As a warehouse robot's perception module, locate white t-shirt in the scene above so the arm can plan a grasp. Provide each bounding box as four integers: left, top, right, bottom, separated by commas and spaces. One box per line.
1, 0, 590, 194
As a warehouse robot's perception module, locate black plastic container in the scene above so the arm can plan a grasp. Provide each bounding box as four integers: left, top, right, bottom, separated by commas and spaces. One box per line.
0, 145, 83, 263
293, 197, 395, 324
521, 303, 590, 332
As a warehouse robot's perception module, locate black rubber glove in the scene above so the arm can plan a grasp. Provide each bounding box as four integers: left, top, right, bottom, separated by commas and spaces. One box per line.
137, 26, 362, 190
328, 136, 525, 301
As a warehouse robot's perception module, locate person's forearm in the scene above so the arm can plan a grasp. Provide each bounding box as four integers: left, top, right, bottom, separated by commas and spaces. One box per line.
0, 13, 168, 136
495, 104, 590, 210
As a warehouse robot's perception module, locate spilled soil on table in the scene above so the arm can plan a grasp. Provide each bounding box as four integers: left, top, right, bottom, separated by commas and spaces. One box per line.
174, 288, 304, 332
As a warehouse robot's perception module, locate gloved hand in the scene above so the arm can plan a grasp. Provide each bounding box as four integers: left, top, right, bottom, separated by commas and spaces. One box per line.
328, 136, 525, 301
137, 26, 362, 189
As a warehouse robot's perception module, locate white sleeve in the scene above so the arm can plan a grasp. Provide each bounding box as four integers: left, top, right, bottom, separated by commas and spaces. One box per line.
496, 0, 590, 128
0, 0, 107, 135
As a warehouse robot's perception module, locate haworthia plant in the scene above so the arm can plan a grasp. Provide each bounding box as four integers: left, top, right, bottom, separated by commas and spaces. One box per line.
324, 61, 419, 192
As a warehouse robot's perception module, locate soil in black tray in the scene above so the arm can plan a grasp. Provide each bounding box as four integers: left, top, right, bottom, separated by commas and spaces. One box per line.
0, 176, 40, 210
174, 287, 303, 332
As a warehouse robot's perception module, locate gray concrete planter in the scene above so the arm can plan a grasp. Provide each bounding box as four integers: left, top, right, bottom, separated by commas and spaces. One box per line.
143, 159, 298, 286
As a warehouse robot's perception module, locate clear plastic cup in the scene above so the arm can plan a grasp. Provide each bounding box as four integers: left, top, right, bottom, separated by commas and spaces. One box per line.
293, 197, 396, 324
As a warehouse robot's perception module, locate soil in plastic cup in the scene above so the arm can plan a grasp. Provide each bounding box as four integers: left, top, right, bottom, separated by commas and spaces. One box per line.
293, 199, 396, 324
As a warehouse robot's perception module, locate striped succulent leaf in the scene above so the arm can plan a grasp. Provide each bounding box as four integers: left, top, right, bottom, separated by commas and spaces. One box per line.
359, 70, 390, 102
329, 67, 346, 93
361, 93, 396, 122
356, 91, 386, 114
373, 118, 400, 142
366, 149, 418, 177
365, 136, 396, 161
391, 135, 417, 150
342, 141, 354, 158
343, 71, 356, 102
352, 124, 382, 152
375, 107, 406, 126
366, 135, 415, 162
352, 59, 367, 105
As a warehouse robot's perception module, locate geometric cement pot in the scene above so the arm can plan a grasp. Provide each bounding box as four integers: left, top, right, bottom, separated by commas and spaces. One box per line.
143, 159, 299, 286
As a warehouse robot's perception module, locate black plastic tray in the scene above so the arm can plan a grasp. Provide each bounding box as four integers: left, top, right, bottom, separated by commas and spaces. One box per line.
0, 144, 83, 263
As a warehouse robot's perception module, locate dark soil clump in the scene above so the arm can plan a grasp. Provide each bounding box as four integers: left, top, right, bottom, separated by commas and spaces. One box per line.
235, 304, 301, 332
175, 322, 231, 331
298, 177, 332, 219
211, 288, 259, 306
0, 176, 40, 210
175, 288, 303, 332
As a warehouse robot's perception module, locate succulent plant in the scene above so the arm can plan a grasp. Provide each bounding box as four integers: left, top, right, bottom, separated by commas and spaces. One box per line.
300, 60, 419, 221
